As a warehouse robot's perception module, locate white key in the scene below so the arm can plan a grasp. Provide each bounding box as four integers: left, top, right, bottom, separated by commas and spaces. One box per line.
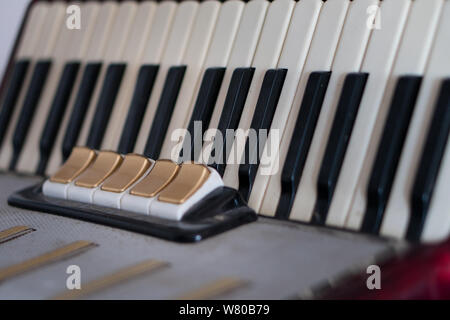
149, 165, 224, 221
199, 0, 269, 163
259, 0, 350, 217
100, 1, 158, 151
324, 0, 411, 228
76, 2, 138, 147
247, 0, 322, 211
16, 2, 100, 174
381, 0, 450, 240
45, 2, 119, 175
423, 135, 450, 243
134, 1, 199, 154
173, 0, 244, 155
158, 0, 222, 159
345, 0, 444, 230
140, 2, 178, 67
0, 3, 65, 169
15, 2, 48, 60
28, 3, 66, 59
222, 0, 295, 189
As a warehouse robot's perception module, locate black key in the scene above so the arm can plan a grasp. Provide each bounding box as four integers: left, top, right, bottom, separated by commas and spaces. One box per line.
275, 71, 331, 220
209, 67, 254, 176
62, 62, 102, 160
181, 67, 225, 161
0, 60, 30, 146
238, 68, 287, 201
36, 62, 81, 175
143, 65, 186, 159
361, 76, 422, 234
86, 63, 126, 150
406, 78, 450, 242
312, 72, 368, 225
117, 64, 159, 154
9, 60, 52, 171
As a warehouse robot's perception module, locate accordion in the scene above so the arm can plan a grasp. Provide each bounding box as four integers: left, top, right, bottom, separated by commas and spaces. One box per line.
0, 0, 449, 299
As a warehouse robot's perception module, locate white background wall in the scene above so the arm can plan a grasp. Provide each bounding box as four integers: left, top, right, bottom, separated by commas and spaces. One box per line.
0, 0, 31, 78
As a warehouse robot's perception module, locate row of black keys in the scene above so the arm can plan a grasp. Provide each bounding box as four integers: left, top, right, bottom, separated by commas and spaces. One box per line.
0, 59, 449, 242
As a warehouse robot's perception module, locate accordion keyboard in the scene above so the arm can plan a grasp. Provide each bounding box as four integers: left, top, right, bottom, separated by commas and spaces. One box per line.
0, 0, 449, 299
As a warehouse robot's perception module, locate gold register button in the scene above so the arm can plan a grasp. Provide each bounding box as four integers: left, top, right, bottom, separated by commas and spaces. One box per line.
75, 151, 123, 188
158, 163, 210, 205
50, 147, 96, 184
130, 160, 179, 198
101, 154, 152, 193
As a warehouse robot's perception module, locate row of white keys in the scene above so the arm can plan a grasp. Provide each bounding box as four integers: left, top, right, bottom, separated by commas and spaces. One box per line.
158, 0, 222, 159
258, 0, 351, 217
0, 2, 47, 151
16, 2, 101, 174
199, 0, 270, 163
91, 1, 224, 207
222, 0, 295, 189
172, 0, 245, 159
46, 2, 120, 176
100, 1, 158, 151
325, 0, 411, 227
247, 0, 323, 210
382, 0, 450, 241
48, 1, 180, 175
289, 0, 376, 221
106, 1, 177, 153
345, 0, 444, 230
133, 1, 200, 154
0, 2, 65, 169
76, 2, 138, 148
